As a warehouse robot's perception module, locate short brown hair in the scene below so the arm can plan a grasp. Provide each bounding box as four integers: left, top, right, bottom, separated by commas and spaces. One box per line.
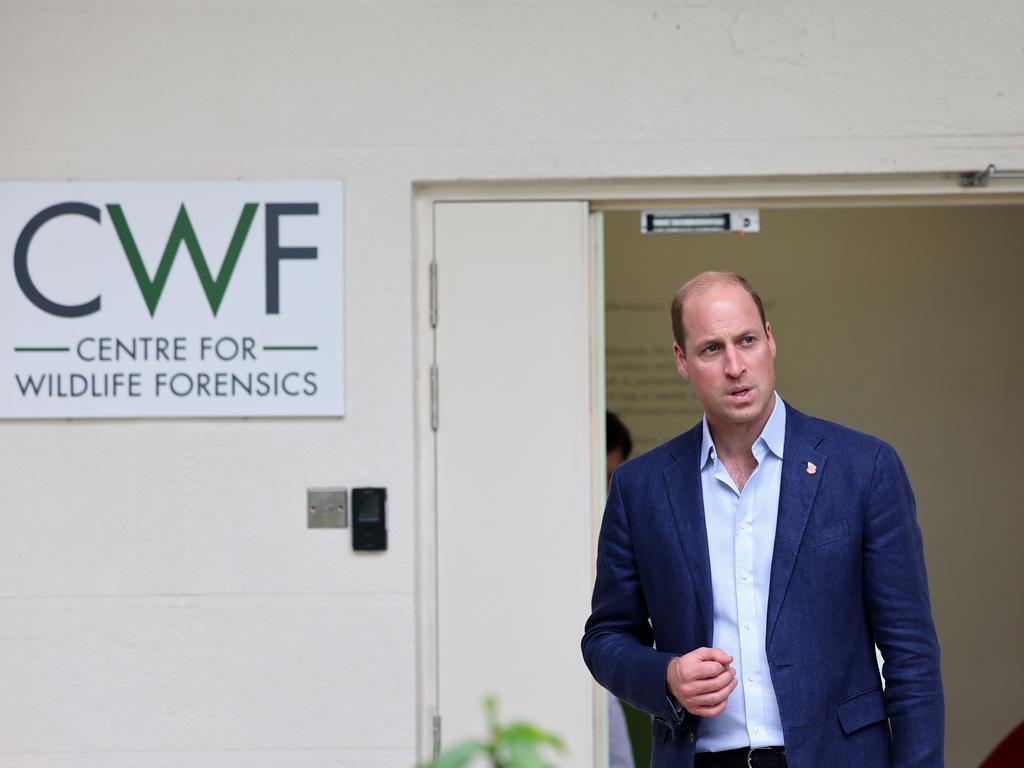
671, 271, 767, 353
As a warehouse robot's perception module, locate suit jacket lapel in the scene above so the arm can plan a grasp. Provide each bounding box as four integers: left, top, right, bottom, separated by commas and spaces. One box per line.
767, 405, 826, 650
663, 425, 714, 645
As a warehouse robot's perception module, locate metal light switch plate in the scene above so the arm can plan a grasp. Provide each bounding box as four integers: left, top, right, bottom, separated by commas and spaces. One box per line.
307, 488, 348, 528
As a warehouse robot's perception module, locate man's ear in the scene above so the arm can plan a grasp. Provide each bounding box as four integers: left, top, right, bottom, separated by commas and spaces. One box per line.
765, 321, 777, 358
673, 342, 690, 380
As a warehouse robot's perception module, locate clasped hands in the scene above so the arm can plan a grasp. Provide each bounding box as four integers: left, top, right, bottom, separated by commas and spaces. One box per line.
666, 647, 737, 718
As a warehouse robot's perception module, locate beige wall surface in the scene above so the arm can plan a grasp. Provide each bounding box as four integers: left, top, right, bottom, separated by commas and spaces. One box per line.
1, 1, 1023, 766
605, 204, 1024, 766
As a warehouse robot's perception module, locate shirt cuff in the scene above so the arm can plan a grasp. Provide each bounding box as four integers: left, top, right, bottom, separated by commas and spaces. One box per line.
665, 690, 685, 724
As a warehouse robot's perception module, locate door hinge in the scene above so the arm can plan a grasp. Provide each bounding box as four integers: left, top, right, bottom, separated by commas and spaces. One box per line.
432, 713, 442, 758
430, 365, 439, 431
429, 261, 438, 328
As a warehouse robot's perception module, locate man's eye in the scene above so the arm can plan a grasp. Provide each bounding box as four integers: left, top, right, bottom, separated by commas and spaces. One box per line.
704, 344, 718, 353
742, 336, 755, 345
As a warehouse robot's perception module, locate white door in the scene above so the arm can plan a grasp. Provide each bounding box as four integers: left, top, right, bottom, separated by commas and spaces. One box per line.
433, 201, 602, 767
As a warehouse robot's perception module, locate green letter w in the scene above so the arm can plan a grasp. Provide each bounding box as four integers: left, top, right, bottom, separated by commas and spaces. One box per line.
107, 202, 258, 316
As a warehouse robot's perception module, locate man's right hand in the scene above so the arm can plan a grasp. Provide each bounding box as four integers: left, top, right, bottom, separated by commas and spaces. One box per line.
666, 647, 737, 718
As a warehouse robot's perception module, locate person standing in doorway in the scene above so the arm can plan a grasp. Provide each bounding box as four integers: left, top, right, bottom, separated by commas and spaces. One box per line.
583, 272, 942, 767
606, 411, 637, 768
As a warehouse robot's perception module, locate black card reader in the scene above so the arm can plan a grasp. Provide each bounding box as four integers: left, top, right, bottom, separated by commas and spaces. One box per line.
352, 487, 387, 551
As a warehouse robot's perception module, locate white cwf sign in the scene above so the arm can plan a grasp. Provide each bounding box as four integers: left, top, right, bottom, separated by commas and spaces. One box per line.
1, 181, 345, 418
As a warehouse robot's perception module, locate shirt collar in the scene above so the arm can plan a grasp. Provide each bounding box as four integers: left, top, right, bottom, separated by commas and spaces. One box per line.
700, 392, 786, 468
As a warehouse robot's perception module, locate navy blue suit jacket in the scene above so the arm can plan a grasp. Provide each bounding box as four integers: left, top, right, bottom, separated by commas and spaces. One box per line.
582, 403, 943, 767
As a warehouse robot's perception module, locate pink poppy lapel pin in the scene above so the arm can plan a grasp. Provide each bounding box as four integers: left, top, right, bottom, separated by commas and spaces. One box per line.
805, 461, 817, 475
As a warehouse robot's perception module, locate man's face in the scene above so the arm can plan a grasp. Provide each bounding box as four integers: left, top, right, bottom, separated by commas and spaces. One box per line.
673, 282, 777, 433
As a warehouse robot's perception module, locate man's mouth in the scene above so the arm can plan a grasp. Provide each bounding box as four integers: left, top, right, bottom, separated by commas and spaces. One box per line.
728, 387, 753, 400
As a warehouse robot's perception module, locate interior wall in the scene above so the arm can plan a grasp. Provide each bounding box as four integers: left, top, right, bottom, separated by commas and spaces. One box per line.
1, 1, 1022, 766
604, 205, 1024, 766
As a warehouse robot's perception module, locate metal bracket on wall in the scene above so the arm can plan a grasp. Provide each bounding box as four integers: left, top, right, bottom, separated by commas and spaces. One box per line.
959, 164, 1024, 187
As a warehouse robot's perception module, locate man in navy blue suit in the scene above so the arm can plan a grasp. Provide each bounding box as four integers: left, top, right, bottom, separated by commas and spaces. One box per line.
582, 272, 943, 767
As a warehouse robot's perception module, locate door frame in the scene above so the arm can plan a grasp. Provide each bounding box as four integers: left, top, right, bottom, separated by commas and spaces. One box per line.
411, 173, 1024, 763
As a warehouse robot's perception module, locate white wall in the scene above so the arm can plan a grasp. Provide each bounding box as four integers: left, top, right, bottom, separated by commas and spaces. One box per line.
1, 1, 1022, 766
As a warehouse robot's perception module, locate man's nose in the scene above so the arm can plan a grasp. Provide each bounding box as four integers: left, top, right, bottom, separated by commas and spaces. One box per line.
724, 346, 744, 377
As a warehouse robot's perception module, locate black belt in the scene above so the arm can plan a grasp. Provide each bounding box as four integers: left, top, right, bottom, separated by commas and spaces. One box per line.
694, 746, 787, 768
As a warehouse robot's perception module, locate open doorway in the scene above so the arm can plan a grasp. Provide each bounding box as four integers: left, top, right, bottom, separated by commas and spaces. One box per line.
602, 202, 1024, 768
419, 184, 1024, 768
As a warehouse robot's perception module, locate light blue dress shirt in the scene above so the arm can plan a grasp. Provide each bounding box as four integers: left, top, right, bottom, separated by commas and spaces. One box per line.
695, 393, 786, 752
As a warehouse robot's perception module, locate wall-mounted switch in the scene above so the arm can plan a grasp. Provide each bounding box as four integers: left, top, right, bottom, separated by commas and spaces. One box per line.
307, 488, 347, 528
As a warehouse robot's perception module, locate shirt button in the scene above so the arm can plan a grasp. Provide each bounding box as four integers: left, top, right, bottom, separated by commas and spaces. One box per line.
741, 571, 749, 580
753, 727, 760, 734
744, 622, 751, 630
747, 673, 754, 681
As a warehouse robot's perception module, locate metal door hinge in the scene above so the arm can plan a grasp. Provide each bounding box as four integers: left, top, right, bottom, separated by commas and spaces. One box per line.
430, 261, 438, 328
430, 365, 439, 431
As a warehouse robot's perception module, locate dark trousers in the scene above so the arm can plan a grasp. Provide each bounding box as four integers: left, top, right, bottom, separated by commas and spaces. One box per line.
694, 746, 787, 768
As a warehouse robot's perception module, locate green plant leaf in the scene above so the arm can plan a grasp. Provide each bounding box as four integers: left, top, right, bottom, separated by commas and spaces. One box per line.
424, 696, 565, 768
483, 694, 500, 735
504, 738, 548, 768
503, 723, 566, 752
419, 739, 486, 768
